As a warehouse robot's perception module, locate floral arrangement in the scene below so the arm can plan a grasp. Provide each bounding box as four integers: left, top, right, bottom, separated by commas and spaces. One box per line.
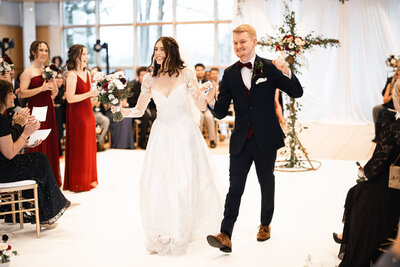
42, 64, 60, 81
93, 71, 131, 122
258, 3, 340, 169
386, 55, 399, 69
0, 235, 18, 263
0, 57, 12, 75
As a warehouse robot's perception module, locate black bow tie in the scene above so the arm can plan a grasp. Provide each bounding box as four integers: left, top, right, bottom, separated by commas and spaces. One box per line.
238, 61, 252, 69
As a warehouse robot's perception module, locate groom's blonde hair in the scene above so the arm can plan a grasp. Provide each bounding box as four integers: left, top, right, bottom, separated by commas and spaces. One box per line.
233, 24, 257, 39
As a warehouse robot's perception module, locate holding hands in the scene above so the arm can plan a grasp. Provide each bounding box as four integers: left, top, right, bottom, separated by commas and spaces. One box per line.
272, 51, 290, 76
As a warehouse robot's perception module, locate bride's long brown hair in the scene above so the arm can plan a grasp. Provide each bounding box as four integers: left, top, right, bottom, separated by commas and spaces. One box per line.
150, 37, 185, 77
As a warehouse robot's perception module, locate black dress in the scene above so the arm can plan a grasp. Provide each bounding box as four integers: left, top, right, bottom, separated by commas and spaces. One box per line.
0, 114, 70, 224
339, 120, 400, 267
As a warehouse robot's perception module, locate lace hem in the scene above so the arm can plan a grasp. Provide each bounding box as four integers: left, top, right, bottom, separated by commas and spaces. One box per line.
146, 236, 185, 255
40, 200, 71, 225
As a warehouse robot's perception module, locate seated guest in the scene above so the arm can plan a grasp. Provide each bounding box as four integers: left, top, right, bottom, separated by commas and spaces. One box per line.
127, 66, 156, 149
90, 67, 109, 151
195, 63, 216, 148
333, 78, 400, 266
373, 65, 400, 142
105, 99, 135, 149
0, 80, 70, 227
54, 72, 67, 156
374, 225, 400, 267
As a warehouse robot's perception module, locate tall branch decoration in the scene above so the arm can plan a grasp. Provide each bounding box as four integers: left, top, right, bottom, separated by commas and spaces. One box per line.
258, 4, 340, 170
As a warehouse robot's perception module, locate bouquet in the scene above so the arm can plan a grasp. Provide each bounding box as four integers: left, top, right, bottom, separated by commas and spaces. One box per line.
386, 55, 399, 69
356, 161, 367, 183
0, 234, 18, 263
0, 57, 12, 75
93, 71, 131, 122
42, 64, 60, 81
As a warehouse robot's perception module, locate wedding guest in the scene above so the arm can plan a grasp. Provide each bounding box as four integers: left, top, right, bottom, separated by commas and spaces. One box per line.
205, 70, 211, 82
0, 80, 70, 228
64, 44, 98, 192
105, 98, 135, 149
333, 79, 400, 266
127, 66, 156, 149
19, 40, 62, 187
52, 56, 66, 73
90, 66, 109, 151
373, 69, 400, 142
374, 226, 400, 267
275, 89, 287, 132
195, 63, 216, 148
54, 72, 66, 156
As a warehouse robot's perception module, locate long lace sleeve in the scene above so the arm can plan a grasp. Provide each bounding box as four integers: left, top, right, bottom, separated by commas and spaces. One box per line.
364, 123, 396, 180
183, 69, 207, 111
125, 73, 152, 118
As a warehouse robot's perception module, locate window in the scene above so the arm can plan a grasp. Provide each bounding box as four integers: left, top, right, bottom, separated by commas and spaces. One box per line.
63, 0, 233, 80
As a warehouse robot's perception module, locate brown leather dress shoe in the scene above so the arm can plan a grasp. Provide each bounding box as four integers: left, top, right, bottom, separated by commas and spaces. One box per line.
207, 232, 232, 253
257, 225, 271, 241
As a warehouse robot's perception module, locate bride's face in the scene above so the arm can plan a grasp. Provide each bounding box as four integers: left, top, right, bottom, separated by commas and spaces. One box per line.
154, 41, 166, 65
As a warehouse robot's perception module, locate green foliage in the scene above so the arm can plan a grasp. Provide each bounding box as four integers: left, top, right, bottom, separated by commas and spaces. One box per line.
258, 3, 340, 168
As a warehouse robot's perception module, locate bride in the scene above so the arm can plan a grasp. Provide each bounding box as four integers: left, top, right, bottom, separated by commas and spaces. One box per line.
113, 37, 222, 255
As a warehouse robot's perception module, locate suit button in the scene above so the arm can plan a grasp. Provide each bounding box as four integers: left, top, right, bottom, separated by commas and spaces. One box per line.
250, 107, 253, 110
247, 122, 250, 126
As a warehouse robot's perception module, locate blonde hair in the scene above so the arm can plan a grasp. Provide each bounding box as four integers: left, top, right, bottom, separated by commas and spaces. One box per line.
233, 24, 257, 39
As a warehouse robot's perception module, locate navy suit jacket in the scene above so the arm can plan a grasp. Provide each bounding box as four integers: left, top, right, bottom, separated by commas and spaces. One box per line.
209, 55, 303, 156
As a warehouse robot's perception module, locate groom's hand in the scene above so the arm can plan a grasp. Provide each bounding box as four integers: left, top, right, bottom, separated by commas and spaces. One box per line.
272, 51, 290, 76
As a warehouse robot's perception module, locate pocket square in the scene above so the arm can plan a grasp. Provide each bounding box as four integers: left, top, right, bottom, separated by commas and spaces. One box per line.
256, 77, 267, 85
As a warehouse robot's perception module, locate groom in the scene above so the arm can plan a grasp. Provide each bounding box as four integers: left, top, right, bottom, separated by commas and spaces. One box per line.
206, 24, 303, 253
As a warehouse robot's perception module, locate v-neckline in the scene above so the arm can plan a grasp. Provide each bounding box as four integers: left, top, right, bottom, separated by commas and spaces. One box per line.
77, 72, 88, 83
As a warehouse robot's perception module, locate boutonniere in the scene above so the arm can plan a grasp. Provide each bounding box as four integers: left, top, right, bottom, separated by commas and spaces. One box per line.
253, 60, 267, 84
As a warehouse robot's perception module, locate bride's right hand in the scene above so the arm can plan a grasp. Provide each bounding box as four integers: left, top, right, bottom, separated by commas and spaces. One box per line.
111, 103, 130, 116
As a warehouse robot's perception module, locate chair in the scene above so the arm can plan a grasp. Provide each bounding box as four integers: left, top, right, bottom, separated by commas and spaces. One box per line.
0, 180, 40, 238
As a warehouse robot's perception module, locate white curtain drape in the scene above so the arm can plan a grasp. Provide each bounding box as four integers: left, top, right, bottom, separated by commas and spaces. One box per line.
233, 0, 400, 123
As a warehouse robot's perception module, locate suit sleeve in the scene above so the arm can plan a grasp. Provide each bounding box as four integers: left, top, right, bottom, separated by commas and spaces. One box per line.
208, 71, 232, 120
269, 63, 303, 99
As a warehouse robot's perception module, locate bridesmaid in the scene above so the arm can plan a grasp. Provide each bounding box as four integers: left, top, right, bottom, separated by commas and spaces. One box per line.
20, 40, 62, 187
64, 44, 98, 192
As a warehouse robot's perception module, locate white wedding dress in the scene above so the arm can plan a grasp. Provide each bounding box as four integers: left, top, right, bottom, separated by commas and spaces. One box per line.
125, 69, 223, 255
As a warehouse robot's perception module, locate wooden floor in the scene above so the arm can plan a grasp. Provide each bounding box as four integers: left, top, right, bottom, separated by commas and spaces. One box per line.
210, 122, 376, 161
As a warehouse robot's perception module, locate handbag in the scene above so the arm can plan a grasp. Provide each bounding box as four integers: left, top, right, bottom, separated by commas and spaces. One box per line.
389, 154, 400, 190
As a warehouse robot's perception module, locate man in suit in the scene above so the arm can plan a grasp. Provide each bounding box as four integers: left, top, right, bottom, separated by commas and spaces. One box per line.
206, 24, 303, 253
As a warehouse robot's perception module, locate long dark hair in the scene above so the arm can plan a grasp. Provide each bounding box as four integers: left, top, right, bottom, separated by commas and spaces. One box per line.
0, 80, 13, 110
29, 40, 50, 63
150, 37, 185, 77
66, 44, 86, 71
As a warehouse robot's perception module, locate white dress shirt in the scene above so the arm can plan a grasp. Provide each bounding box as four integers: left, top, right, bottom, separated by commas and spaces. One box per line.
239, 54, 256, 90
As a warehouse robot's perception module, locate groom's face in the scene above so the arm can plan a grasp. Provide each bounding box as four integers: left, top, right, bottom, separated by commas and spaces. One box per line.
233, 32, 257, 61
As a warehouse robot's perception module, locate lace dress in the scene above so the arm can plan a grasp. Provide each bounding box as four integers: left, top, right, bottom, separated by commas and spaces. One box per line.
125, 69, 223, 255
0, 114, 70, 224
339, 120, 400, 266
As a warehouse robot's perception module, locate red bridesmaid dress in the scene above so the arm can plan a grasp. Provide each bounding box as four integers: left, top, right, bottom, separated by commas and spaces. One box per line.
26, 75, 61, 187
64, 72, 98, 192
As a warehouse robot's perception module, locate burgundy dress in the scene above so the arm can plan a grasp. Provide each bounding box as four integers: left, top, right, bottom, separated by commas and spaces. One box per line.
64, 73, 98, 192
26, 75, 61, 187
